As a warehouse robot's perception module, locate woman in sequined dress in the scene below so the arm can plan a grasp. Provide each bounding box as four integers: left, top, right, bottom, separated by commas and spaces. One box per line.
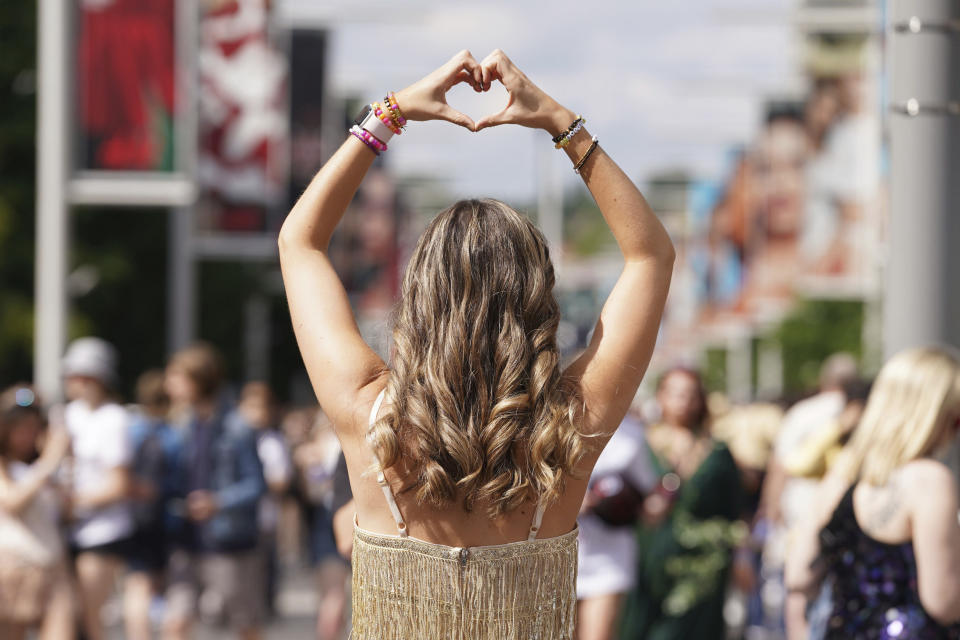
786, 347, 960, 639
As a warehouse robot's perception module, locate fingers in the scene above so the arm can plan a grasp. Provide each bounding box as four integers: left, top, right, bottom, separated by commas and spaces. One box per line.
479, 49, 515, 87
447, 50, 483, 92
437, 104, 477, 132
447, 70, 478, 92
480, 63, 493, 91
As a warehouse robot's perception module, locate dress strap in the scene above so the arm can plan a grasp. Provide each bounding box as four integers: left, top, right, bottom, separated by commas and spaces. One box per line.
368, 389, 407, 537
528, 496, 547, 541
368, 388, 387, 427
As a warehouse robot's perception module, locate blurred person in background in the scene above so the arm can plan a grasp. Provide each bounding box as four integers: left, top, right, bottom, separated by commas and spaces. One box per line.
237, 381, 292, 618
781, 377, 871, 482
781, 376, 871, 640
329, 454, 354, 561
292, 411, 349, 640
621, 366, 744, 640
125, 370, 178, 640
0, 386, 74, 640
760, 352, 858, 634
786, 347, 960, 638
276, 407, 318, 566
162, 343, 266, 640
575, 410, 658, 640
62, 337, 133, 640
711, 399, 784, 638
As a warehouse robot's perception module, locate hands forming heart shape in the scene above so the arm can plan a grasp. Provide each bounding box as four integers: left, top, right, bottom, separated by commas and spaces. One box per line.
393, 50, 575, 136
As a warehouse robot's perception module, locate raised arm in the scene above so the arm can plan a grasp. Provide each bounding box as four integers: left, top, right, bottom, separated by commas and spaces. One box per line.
279, 51, 485, 435
476, 50, 675, 441
0, 427, 69, 514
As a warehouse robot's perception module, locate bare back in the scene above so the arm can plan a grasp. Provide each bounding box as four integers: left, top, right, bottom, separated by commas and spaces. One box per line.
343, 382, 587, 547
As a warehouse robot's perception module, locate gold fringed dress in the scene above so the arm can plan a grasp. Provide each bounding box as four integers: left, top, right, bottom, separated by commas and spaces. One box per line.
350, 391, 579, 640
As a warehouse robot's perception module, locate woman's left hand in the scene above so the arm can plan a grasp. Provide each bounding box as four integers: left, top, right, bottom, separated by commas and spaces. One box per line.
393, 50, 485, 131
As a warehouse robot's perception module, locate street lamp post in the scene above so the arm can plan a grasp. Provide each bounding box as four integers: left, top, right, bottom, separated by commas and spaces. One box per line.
885, 0, 960, 356
34, 0, 69, 401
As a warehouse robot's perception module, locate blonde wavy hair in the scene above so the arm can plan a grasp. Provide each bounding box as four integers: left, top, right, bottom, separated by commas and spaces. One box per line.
842, 347, 960, 485
369, 199, 586, 517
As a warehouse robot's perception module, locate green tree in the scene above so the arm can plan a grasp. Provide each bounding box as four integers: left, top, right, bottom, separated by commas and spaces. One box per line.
774, 298, 864, 393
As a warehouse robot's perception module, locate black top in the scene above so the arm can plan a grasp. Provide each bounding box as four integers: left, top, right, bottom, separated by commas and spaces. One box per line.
818, 483, 960, 639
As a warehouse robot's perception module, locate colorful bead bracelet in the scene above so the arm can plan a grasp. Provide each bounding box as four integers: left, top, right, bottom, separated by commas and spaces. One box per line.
384, 92, 407, 130
349, 124, 387, 155
372, 101, 402, 135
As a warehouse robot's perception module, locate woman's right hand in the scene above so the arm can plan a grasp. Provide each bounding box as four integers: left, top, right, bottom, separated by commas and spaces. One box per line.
474, 50, 576, 137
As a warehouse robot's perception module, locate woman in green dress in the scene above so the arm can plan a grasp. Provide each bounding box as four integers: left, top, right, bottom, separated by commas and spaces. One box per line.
621, 367, 744, 640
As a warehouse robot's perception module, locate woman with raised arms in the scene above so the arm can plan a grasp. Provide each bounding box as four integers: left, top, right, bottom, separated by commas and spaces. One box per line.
279, 49, 675, 639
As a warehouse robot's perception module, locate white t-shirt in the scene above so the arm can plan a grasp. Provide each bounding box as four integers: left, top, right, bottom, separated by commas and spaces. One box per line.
577, 417, 658, 599
65, 399, 134, 548
0, 461, 63, 566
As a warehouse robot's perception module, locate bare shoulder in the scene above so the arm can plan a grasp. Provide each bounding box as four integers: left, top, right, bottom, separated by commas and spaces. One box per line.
900, 458, 959, 515
900, 458, 956, 492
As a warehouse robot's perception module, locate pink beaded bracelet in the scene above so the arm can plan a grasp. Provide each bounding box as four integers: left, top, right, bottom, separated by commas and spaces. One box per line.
349, 124, 387, 155
373, 102, 402, 135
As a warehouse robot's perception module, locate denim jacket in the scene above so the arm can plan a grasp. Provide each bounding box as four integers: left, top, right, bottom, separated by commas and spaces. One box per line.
167, 406, 266, 552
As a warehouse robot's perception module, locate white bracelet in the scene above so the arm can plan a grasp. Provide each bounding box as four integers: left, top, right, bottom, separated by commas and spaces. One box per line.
358, 109, 395, 144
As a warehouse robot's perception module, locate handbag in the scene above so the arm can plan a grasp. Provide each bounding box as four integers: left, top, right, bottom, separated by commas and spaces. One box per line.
587, 473, 646, 527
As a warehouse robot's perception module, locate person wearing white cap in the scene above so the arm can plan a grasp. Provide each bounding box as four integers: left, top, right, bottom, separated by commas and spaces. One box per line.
61, 337, 133, 640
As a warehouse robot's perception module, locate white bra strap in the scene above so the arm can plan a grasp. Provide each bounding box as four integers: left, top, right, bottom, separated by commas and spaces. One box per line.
368, 389, 387, 427
368, 389, 407, 537
528, 497, 547, 541
376, 470, 408, 537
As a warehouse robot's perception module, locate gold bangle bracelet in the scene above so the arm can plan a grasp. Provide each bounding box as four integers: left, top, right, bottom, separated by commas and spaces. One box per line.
574, 136, 599, 174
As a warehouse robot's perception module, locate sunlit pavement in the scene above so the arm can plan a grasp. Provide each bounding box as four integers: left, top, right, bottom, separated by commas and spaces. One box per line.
107, 566, 326, 639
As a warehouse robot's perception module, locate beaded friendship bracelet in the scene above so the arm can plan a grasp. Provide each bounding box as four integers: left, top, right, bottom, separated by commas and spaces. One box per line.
574, 136, 600, 174
384, 92, 407, 130
372, 102, 402, 135
349, 124, 387, 155
553, 115, 585, 149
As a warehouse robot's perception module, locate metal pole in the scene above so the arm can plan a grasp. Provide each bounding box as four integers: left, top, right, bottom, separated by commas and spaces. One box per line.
166, 0, 200, 355
884, 0, 960, 357
34, 0, 70, 401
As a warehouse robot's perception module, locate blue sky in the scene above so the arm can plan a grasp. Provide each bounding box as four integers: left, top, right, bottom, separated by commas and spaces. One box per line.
281, 0, 802, 201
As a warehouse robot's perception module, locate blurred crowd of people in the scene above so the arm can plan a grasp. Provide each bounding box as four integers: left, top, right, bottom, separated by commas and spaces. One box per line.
0, 338, 350, 640
575, 350, 959, 640
2, 338, 958, 640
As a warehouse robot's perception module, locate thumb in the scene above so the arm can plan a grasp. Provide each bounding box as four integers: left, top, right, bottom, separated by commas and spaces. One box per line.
437, 104, 476, 131
475, 106, 513, 131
